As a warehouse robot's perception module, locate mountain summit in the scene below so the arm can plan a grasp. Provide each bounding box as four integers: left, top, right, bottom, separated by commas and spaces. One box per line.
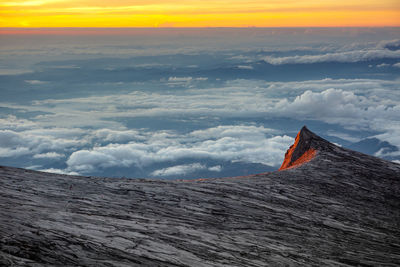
279, 126, 333, 170
1, 127, 400, 266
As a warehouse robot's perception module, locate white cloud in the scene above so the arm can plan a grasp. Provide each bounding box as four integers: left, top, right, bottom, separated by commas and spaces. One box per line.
208, 165, 222, 172
25, 80, 48, 85
372, 124, 400, 157
195, 77, 208, 81
167, 76, 208, 86
0, 115, 38, 131
276, 89, 365, 118
393, 62, 400, 68
40, 168, 79, 176
376, 63, 390, 68
33, 152, 64, 159
2, 77, 400, 170
237, 65, 253, 70
0, 147, 31, 157
374, 147, 397, 158
26, 165, 42, 170
0, 69, 33, 75
3, 78, 398, 130
264, 49, 400, 65
168, 77, 193, 82
188, 125, 277, 140
93, 129, 146, 143
275, 89, 400, 127
66, 125, 293, 173
379, 39, 400, 50
151, 163, 223, 177
151, 163, 206, 177
0, 123, 87, 158
50, 65, 80, 69
273, 88, 400, 154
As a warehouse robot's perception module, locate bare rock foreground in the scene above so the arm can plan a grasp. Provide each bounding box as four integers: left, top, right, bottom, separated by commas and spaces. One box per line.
1, 127, 400, 266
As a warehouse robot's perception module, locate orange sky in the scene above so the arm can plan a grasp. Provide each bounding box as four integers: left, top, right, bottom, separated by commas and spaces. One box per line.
0, 0, 399, 27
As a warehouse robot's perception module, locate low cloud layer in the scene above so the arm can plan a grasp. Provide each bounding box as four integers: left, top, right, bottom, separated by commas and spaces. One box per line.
1, 31, 399, 178
264, 49, 400, 65
33, 152, 65, 159
276, 88, 400, 125
1, 76, 400, 174
151, 163, 222, 177
4, 78, 398, 129
264, 40, 400, 65
66, 125, 292, 173
0, 127, 85, 158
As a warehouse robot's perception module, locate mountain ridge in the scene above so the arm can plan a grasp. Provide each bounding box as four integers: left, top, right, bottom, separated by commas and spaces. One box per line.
1, 127, 400, 266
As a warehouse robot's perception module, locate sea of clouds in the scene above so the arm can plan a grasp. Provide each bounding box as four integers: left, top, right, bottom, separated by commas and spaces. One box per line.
0, 28, 399, 178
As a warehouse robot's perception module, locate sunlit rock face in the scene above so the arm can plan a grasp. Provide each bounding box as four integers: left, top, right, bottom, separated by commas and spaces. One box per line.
1, 127, 400, 266
279, 126, 319, 170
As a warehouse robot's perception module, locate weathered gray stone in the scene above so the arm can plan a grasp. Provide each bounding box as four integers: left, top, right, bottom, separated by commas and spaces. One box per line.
1, 127, 400, 266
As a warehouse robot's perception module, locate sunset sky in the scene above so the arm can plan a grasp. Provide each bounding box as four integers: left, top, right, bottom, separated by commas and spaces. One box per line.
0, 0, 399, 27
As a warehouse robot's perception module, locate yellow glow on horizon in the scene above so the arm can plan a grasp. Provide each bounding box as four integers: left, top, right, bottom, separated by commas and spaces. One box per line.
0, 0, 399, 27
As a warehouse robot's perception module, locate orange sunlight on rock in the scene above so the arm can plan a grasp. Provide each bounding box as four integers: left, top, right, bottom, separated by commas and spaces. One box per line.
279, 129, 317, 171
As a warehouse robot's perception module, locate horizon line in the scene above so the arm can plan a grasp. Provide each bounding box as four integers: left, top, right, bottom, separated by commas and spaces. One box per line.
2, 26, 400, 29
2, 26, 399, 36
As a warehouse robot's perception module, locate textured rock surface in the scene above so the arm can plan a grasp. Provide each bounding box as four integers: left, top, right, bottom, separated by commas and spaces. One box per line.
1, 127, 400, 266
279, 126, 319, 170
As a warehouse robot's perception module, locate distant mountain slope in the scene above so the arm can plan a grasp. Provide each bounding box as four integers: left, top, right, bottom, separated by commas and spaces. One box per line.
347, 137, 398, 156
1, 127, 400, 266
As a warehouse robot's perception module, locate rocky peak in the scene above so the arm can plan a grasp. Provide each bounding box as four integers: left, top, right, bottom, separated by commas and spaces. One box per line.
279, 126, 328, 170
